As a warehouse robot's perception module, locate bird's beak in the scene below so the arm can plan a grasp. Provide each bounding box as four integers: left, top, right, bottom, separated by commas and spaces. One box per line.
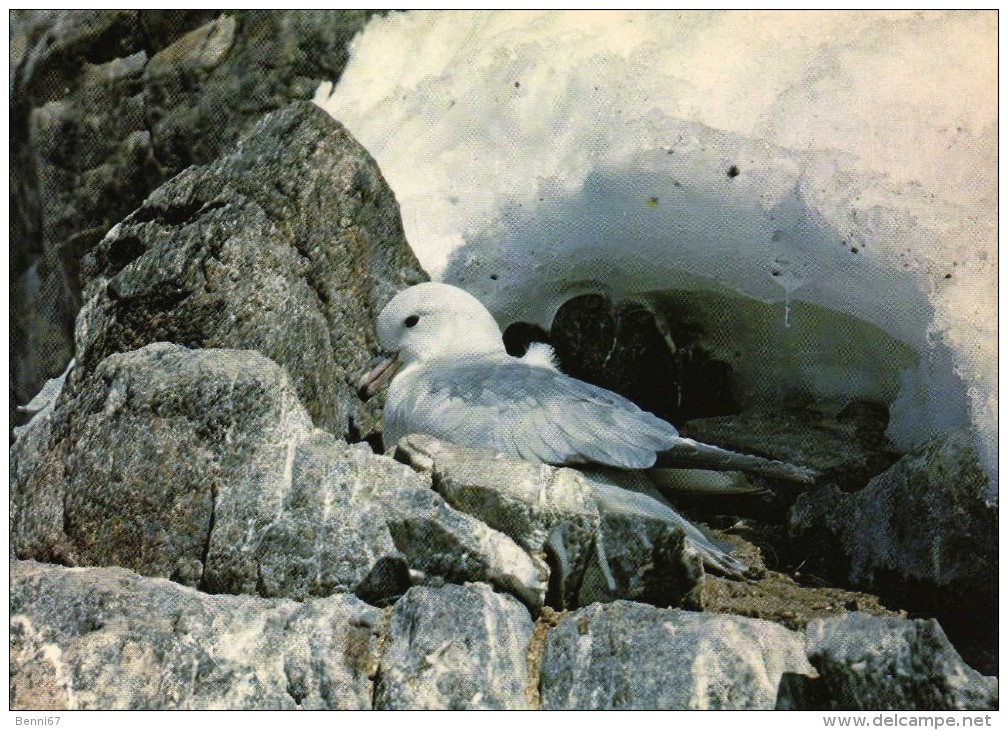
357, 351, 402, 401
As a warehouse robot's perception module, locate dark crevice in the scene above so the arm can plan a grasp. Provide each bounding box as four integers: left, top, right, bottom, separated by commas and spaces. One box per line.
290, 237, 330, 311
362, 432, 385, 455
131, 199, 225, 227
63, 226, 108, 295
196, 480, 218, 593
306, 270, 331, 305
197, 240, 226, 293
103, 234, 148, 275
23, 13, 141, 105
370, 606, 394, 710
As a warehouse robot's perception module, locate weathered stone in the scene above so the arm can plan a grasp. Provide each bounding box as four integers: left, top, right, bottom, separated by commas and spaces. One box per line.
700, 538, 903, 631
398, 434, 598, 608
9, 10, 220, 432
252, 433, 546, 611
374, 583, 534, 709
11, 343, 545, 610
539, 601, 814, 710
10, 560, 381, 710
395, 434, 704, 610
10, 11, 385, 436
789, 430, 997, 635
73, 101, 426, 440
141, 11, 378, 174
777, 613, 998, 710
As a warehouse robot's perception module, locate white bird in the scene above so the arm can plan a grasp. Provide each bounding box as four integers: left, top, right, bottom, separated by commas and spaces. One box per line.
358, 282, 816, 578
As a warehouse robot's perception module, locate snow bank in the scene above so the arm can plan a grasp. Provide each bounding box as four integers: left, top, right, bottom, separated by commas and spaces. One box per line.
316, 10, 997, 494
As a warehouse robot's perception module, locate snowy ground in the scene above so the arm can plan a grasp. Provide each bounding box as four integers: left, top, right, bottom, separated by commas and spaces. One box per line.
315, 10, 997, 494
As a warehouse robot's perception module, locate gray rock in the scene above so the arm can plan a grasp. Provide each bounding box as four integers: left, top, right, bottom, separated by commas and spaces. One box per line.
789, 430, 997, 633
539, 601, 814, 710
142, 11, 378, 173
10, 559, 381, 710
10, 10, 221, 433
395, 434, 704, 610
397, 434, 597, 608
11, 343, 305, 577
10, 11, 389, 438
374, 583, 534, 709
777, 613, 998, 710
10, 343, 546, 610
73, 100, 426, 440
252, 433, 546, 611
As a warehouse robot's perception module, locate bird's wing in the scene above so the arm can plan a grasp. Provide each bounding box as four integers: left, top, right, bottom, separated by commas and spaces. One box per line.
400, 358, 681, 468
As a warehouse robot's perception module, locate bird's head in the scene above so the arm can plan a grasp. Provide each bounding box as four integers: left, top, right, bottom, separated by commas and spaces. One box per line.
357, 282, 505, 400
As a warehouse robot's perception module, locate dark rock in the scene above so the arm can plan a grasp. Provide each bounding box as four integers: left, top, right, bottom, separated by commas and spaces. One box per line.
355, 555, 412, 607
649, 289, 918, 428
142, 11, 377, 174
73, 101, 426, 439
374, 583, 534, 709
789, 430, 997, 639
549, 293, 733, 424
502, 321, 550, 357
11, 343, 545, 610
10, 559, 381, 710
539, 601, 813, 710
10, 10, 382, 436
777, 613, 998, 710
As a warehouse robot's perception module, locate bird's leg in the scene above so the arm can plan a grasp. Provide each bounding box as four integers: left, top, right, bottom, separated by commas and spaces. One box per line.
657, 438, 819, 486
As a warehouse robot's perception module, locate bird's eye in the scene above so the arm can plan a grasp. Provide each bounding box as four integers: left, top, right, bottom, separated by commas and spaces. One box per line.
404, 314, 420, 328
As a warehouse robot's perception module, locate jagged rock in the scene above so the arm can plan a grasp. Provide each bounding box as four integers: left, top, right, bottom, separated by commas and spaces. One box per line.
142, 11, 377, 172
10, 560, 382, 710
777, 613, 998, 710
11, 343, 546, 610
9, 10, 218, 432
789, 430, 997, 637
253, 434, 546, 611
10, 10, 381, 434
397, 434, 599, 608
539, 601, 814, 710
72, 101, 426, 440
374, 583, 534, 709
396, 434, 704, 610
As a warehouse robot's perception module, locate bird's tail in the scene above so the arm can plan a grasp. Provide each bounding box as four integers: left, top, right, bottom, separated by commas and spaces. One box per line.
657, 438, 818, 486
584, 469, 755, 580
